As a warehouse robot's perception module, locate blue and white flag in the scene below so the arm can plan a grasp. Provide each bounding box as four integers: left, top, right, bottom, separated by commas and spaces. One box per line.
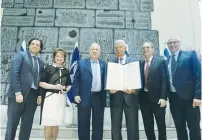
67, 42, 80, 103
20, 40, 26, 52
164, 47, 170, 59
125, 44, 129, 57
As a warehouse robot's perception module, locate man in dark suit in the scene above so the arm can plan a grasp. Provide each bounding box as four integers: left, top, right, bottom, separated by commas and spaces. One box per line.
72, 43, 106, 140
166, 36, 201, 140
139, 42, 168, 140
5, 38, 44, 140
109, 40, 139, 140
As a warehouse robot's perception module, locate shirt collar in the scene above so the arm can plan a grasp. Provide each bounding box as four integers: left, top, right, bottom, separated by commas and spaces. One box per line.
172, 49, 181, 57
53, 64, 64, 69
30, 52, 39, 57
118, 55, 126, 60
90, 59, 99, 63
145, 55, 153, 62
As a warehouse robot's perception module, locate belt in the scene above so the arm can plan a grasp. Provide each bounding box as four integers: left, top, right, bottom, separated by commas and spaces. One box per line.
91, 91, 101, 95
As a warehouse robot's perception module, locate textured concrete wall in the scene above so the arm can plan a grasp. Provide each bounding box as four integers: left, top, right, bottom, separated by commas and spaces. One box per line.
1, 0, 159, 105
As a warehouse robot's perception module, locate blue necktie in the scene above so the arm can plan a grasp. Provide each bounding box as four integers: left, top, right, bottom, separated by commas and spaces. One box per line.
92, 62, 98, 90
171, 55, 176, 76
92, 60, 98, 63
33, 56, 39, 88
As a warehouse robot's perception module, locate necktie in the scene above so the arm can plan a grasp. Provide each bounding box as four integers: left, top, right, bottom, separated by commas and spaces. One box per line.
171, 55, 177, 76
33, 56, 39, 88
92, 60, 98, 63
119, 58, 124, 65
92, 62, 98, 90
144, 60, 149, 88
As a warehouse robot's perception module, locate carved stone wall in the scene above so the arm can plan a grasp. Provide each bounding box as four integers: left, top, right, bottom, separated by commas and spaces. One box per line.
1, 0, 159, 105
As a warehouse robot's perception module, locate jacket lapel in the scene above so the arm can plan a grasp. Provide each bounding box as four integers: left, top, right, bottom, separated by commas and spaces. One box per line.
147, 56, 155, 78
38, 58, 44, 77
173, 50, 182, 75
27, 51, 33, 71
125, 56, 130, 64
87, 58, 92, 75
99, 59, 104, 76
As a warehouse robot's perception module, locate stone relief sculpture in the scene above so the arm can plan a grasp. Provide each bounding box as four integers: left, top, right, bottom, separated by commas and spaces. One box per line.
1, 0, 157, 106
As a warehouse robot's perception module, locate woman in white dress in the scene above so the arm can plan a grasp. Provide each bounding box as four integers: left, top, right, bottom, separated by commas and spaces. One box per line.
39, 48, 71, 140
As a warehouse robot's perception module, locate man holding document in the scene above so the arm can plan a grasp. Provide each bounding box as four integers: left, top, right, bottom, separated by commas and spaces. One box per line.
106, 40, 141, 140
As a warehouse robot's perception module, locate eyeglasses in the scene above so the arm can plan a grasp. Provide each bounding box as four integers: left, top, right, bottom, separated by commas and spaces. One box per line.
167, 41, 179, 45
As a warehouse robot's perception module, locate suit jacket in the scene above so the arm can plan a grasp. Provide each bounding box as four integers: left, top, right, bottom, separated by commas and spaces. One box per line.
72, 58, 107, 107
139, 56, 168, 103
109, 56, 139, 108
7, 51, 44, 99
167, 50, 201, 100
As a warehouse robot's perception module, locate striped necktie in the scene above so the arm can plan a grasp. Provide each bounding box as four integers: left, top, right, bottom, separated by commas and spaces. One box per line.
33, 56, 39, 88
144, 60, 150, 88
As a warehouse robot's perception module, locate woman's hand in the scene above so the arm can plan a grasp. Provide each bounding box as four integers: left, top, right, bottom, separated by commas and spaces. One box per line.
54, 84, 63, 90
37, 96, 42, 105
65, 85, 72, 92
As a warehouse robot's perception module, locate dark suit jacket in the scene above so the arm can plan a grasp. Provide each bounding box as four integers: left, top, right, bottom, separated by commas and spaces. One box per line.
139, 56, 168, 103
109, 56, 139, 108
167, 50, 201, 100
7, 50, 44, 99
72, 58, 107, 107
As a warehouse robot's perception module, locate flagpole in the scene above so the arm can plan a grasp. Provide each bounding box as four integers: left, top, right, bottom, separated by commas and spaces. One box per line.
67, 41, 79, 128
71, 41, 78, 128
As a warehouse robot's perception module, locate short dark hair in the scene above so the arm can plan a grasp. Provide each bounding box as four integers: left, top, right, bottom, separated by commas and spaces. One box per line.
53, 48, 66, 63
28, 38, 44, 52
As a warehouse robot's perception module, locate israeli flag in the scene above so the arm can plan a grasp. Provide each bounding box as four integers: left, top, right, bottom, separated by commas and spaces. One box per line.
67, 42, 80, 103
125, 44, 129, 57
164, 48, 170, 59
20, 40, 26, 52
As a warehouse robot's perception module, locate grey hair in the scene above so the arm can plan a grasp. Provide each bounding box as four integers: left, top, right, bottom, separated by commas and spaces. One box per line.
114, 40, 126, 47
142, 41, 154, 48
89, 43, 101, 50
167, 36, 181, 43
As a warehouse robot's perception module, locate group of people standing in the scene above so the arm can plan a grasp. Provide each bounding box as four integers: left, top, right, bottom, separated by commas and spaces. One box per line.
4, 36, 201, 140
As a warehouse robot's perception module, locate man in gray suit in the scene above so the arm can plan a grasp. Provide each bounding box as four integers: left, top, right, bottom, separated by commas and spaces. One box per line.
109, 40, 139, 140
5, 38, 44, 140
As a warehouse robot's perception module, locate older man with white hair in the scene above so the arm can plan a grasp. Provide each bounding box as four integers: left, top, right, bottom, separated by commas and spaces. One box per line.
72, 43, 107, 140
109, 40, 139, 140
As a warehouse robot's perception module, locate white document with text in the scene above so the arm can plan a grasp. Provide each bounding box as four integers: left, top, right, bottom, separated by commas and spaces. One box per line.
106, 61, 142, 90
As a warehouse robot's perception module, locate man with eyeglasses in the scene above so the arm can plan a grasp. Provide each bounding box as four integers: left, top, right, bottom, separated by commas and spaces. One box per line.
166, 36, 201, 140
139, 42, 168, 140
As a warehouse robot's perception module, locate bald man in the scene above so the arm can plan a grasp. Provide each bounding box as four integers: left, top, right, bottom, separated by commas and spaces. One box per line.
166, 36, 201, 140
72, 43, 107, 140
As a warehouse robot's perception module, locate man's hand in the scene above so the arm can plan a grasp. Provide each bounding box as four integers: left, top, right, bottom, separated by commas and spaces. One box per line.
74, 96, 81, 103
109, 90, 117, 94
159, 99, 167, 107
123, 89, 136, 94
16, 94, 23, 103
37, 96, 42, 105
192, 99, 201, 108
